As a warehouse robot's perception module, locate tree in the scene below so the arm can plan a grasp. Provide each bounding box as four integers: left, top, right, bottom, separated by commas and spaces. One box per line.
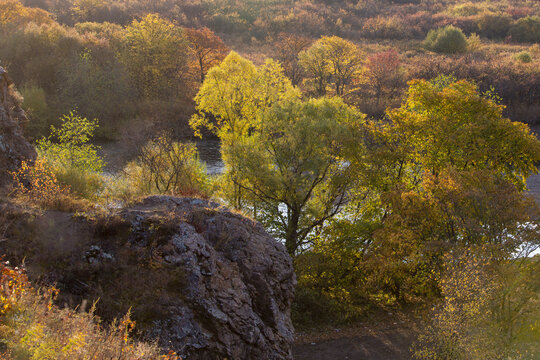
299, 36, 364, 97
386, 79, 540, 189
366, 49, 404, 101
0, 0, 53, 27
274, 33, 312, 86
37, 110, 103, 173
226, 97, 365, 255
319, 36, 364, 96
298, 41, 331, 97
36, 110, 104, 198
120, 14, 189, 99
185, 27, 229, 83
190, 51, 300, 141
190, 51, 300, 208
296, 78, 540, 304
363, 79, 540, 299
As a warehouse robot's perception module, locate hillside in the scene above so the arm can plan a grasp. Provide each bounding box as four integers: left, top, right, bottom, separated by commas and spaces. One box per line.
1, 1, 539, 359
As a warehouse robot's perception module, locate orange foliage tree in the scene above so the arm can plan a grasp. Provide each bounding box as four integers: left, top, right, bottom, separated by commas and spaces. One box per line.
185, 27, 229, 83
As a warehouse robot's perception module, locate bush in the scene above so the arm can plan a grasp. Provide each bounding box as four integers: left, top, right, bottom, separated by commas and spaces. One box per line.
424, 25, 468, 54
37, 111, 105, 199
362, 16, 412, 39
124, 134, 209, 197
514, 51, 532, 63
467, 32, 481, 52
509, 16, 540, 43
10, 158, 71, 209
413, 250, 540, 360
476, 12, 511, 39
450, 3, 481, 17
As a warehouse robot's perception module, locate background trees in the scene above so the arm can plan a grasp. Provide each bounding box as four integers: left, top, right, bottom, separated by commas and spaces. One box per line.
185, 27, 229, 83
120, 14, 189, 100
274, 33, 312, 86
299, 36, 364, 97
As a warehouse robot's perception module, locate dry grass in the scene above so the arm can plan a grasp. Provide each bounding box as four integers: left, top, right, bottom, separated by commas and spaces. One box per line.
0, 261, 180, 360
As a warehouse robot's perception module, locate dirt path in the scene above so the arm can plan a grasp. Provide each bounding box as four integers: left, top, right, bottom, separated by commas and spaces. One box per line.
293, 312, 419, 360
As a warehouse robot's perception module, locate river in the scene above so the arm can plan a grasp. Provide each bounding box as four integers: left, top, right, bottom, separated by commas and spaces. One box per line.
100, 139, 540, 207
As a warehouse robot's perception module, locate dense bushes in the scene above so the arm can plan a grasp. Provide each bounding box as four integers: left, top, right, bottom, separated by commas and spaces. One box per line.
509, 16, 540, 43
424, 25, 468, 54
413, 250, 540, 360
476, 12, 512, 38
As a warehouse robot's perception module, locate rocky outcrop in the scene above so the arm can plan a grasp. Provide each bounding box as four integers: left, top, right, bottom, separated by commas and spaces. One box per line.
0, 196, 296, 359
0, 67, 36, 188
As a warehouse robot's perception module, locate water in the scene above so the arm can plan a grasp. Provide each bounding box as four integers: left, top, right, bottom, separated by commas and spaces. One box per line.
196, 139, 224, 175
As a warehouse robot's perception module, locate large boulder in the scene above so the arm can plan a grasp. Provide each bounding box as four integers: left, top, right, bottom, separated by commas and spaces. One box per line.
0, 196, 297, 359
0, 67, 36, 188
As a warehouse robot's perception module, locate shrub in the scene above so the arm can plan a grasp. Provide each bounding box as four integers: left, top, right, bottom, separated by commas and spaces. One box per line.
514, 51, 532, 63
0, 261, 179, 359
450, 3, 481, 17
413, 250, 540, 360
509, 16, 540, 43
124, 134, 209, 197
10, 158, 71, 209
467, 32, 481, 52
476, 12, 511, 39
424, 25, 468, 54
37, 110, 105, 199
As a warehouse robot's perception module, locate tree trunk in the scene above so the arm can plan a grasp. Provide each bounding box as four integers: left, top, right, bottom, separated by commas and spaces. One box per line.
285, 208, 300, 256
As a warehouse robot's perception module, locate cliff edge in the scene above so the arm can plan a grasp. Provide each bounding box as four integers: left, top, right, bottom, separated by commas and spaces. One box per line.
0, 67, 36, 188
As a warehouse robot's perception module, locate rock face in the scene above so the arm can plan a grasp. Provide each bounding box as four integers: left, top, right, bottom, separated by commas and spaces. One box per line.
0, 67, 36, 188
138, 197, 296, 359
0, 196, 297, 359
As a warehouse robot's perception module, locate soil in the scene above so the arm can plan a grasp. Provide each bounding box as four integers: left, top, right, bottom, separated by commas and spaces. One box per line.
292, 311, 420, 360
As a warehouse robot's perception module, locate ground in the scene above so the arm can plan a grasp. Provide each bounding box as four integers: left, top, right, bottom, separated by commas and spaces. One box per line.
292, 311, 420, 360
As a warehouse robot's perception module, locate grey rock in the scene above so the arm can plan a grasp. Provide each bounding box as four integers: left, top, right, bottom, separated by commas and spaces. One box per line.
121, 196, 297, 360
0, 67, 36, 189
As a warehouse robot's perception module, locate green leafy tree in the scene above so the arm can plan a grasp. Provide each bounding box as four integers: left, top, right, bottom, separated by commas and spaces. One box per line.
386, 79, 540, 189
190, 51, 300, 140
226, 97, 365, 255
298, 41, 331, 97
191, 51, 300, 208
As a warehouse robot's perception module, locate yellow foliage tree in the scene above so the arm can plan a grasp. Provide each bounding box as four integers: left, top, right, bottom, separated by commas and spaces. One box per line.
120, 14, 189, 99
